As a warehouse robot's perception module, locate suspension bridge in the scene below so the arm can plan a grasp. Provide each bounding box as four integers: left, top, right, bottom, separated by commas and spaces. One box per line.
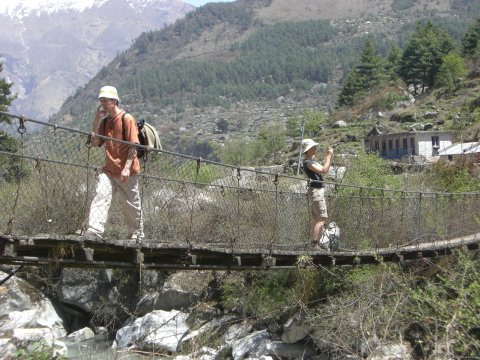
0, 111, 479, 270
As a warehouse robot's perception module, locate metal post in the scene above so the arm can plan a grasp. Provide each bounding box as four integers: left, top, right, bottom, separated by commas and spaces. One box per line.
296, 119, 305, 176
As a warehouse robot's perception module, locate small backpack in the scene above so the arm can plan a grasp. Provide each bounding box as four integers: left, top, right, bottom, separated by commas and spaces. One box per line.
132, 118, 162, 159
120, 113, 162, 160
320, 222, 341, 251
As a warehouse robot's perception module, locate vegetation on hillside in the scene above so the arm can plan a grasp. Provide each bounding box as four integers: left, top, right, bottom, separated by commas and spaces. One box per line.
0, 62, 25, 183
54, 2, 478, 137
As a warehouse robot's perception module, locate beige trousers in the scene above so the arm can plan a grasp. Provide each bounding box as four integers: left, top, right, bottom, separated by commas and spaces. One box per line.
87, 172, 144, 239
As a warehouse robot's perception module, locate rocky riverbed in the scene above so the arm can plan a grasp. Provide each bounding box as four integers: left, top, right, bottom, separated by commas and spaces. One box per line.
0, 267, 413, 359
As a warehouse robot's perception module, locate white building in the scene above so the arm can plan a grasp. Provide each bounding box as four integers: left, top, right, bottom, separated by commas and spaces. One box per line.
364, 131, 453, 162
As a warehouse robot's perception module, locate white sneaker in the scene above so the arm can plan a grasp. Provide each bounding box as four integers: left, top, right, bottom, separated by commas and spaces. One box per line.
129, 233, 144, 245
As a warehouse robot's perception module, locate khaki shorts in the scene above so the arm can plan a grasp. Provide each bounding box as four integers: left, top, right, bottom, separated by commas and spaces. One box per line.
308, 187, 328, 219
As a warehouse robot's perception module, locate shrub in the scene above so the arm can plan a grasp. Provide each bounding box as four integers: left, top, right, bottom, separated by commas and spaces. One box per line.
424, 158, 480, 192
220, 269, 323, 319
404, 251, 480, 358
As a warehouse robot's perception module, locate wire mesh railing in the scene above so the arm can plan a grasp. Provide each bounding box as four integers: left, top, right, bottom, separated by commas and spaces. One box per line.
1, 111, 479, 253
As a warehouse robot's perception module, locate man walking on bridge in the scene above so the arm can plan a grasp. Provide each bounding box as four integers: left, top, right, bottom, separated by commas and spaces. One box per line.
302, 139, 334, 250
82, 86, 144, 242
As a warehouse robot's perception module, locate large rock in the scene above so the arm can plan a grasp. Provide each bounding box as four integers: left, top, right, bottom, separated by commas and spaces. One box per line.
142, 271, 215, 312
0, 273, 67, 358
333, 120, 348, 128
56, 268, 140, 313
0, 273, 66, 339
224, 320, 254, 344
113, 310, 189, 352
231, 329, 271, 360
282, 312, 310, 344
66, 327, 95, 343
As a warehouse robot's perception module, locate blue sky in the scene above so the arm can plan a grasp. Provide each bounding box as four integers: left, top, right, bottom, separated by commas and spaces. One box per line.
185, 0, 235, 7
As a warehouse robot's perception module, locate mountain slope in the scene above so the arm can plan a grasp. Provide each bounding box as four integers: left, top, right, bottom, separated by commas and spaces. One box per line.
51, 0, 480, 154
0, 0, 194, 119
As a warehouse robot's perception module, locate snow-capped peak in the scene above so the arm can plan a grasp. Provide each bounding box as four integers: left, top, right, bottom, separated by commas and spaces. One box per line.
0, 0, 159, 19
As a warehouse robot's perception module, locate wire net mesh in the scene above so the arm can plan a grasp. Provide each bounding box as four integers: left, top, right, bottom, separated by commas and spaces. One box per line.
1, 112, 479, 252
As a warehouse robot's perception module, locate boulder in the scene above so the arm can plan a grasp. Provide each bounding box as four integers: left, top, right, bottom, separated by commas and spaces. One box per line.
332, 120, 347, 128
224, 320, 253, 344
282, 312, 310, 344
56, 268, 115, 312
113, 310, 188, 352
231, 329, 271, 360
66, 327, 95, 342
155, 271, 214, 311
0, 274, 66, 339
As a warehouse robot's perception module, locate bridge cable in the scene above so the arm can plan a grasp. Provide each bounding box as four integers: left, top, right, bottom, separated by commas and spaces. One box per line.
398, 191, 406, 249
139, 147, 148, 230
232, 167, 242, 255
268, 174, 279, 257
433, 192, 439, 248
34, 157, 51, 231
416, 192, 423, 247
7, 116, 27, 235
359, 187, 365, 252
80, 134, 93, 234
186, 157, 202, 252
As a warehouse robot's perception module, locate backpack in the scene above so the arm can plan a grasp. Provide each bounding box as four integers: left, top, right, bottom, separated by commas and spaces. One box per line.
130, 117, 162, 159
110, 113, 161, 159
103, 113, 162, 159
320, 222, 341, 251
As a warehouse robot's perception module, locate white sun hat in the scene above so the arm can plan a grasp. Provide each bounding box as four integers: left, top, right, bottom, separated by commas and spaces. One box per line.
302, 138, 319, 153
98, 86, 119, 101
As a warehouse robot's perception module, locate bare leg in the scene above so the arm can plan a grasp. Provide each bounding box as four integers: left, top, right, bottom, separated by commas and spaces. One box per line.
311, 218, 326, 242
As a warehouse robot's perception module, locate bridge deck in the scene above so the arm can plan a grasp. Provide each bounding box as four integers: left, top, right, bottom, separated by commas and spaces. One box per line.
1, 233, 479, 270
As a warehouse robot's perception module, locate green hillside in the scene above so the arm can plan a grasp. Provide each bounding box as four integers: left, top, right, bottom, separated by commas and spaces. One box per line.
51, 0, 480, 158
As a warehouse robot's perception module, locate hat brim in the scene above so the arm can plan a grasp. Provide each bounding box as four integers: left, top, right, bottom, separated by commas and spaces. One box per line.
303, 143, 318, 153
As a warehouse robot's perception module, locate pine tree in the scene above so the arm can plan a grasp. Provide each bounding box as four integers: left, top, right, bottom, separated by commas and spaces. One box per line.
337, 39, 386, 106
385, 45, 402, 81
463, 16, 480, 58
399, 21, 455, 94
0, 61, 22, 182
0, 62, 15, 115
